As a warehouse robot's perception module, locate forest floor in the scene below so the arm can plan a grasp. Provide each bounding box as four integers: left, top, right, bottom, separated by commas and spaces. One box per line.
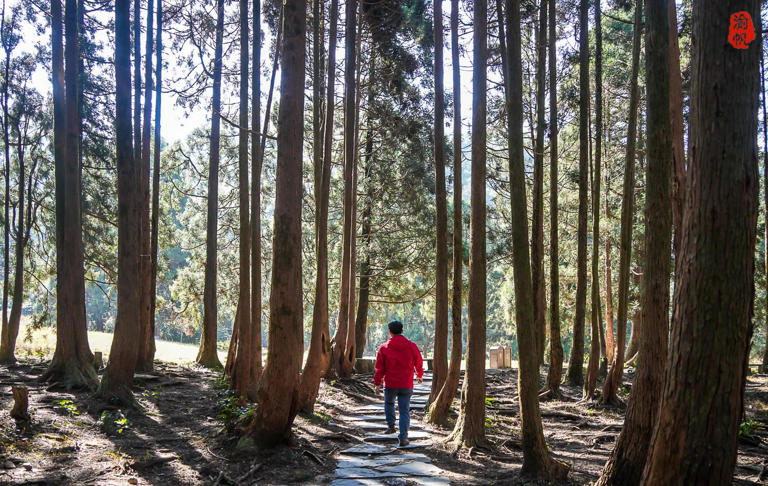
0, 359, 767, 485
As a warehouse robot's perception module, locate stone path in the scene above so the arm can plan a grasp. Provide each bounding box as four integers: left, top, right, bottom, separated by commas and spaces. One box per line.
332, 373, 454, 486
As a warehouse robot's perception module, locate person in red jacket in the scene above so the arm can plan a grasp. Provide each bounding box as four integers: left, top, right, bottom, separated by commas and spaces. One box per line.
373, 320, 424, 446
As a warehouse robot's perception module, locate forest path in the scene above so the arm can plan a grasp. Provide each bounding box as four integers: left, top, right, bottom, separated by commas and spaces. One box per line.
332, 372, 453, 486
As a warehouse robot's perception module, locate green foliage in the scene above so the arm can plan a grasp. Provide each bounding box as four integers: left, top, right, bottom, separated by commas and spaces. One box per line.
739, 420, 758, 437
54, 400, 79, 416
307, 412, 332, 424
100, 410, 130, 436
215, 380, 254, 431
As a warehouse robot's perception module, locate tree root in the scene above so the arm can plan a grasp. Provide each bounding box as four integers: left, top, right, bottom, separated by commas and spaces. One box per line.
40, 360, 98, 392
538, 387, 562, 401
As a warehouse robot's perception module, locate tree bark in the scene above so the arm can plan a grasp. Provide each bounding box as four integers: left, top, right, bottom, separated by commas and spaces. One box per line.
231, 0, 251, 402
132, 0, 141, 171
43, 0, 96, 389
447, 0, 486, 448
298, 0, 337, 412
149, 0, 163, 375
596, 0, 672, 482
344, 12, 363, 377
136, 0, 156, 373
531, 0, 547, 366
430, 0, 449, 404
565, 0, 590, 388
308, 0, 323, 373
624, 308, 640, 363
0, 109, 25, 363
542, 0, 562, 399
499, 0, 568, 479
669, 0, 685, 261
10, 387, 29, 424
250, 0, 262, 387
330, 0, 359, 378
249, 0, 279, 386
246, 0, 305, 443
598, 295, 607, 376
642, 2, 760, 483
427, 0, 463, 425
762, 38, 768, 374
225, 303, 240, 378
601, 0, 642, 405
604, 158, 615, 364
196, 0, 226, 370
355, 90, 374, 359
584, 0, 603, 399
1, 1, 10, 343
353, 190, 371, 359
98, 0, 140, 404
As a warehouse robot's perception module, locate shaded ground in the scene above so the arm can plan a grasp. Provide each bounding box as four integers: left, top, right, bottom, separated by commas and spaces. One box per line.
0, 359, 766, 485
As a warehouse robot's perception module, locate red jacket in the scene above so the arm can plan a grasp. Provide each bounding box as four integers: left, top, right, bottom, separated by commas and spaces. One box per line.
373, 335, 424, 389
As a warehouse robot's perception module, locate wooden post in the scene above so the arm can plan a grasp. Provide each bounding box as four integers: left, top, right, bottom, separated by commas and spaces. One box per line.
489, 347, 500, 369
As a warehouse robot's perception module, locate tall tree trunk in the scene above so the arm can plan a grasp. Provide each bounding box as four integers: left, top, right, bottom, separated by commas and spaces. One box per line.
353, 186, 371, 359
355, 85, 374, 359
604, 157, 615, 364
500, 0, 569, 479
642, 2, 760, 483
597, 0, 672, 482
222, 9, 281, 378
0, 119, 24, 362
669, 0, 685, 261
598, 290, 607, 376
231, 0, 251, 402
430, 0, 449, 404
542, 0, 562, 399
132, 0, 141, 167
246, 0, 305, 443
762, 41, 768, 374
98, 0, 140, 403
601, 0, 642, 405
299, 0, 337, 412
196, 0, 226, 369
531, 0, 547, 366
43, 0, 96, 388
149, 0, 163, 379
428, 0, 463, 425
136, 0, 156, 373
330, 0, 358, 378
250, 0, 262, 386
625, 307, 640, 362
344, 12, 363, 377
307, 0, 322, 372
249, 0, 274, 385
1, 3, 9, 343
447, 0, 486, 449
0, 4, 12, 363
312, 0, 322, 220
565, 0, 590, 387
584, 0, 603, 399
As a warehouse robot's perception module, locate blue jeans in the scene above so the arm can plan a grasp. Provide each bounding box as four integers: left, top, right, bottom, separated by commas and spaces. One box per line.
384, 387, 413, 441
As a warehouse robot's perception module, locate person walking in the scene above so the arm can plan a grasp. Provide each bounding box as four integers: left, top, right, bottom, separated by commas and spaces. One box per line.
373, 320, 424, 446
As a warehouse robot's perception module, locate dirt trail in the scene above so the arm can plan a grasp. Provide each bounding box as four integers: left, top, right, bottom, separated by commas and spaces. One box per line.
1, 361, 766, 485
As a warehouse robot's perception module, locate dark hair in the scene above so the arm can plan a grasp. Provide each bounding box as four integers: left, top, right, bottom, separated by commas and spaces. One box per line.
388, 320, 403, 335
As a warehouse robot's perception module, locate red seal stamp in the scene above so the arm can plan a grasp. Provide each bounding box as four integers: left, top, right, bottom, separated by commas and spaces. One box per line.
728, 11, 755, 50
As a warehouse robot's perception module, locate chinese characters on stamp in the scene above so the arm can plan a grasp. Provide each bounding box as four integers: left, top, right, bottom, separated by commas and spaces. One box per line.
728, 11, 755, 50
